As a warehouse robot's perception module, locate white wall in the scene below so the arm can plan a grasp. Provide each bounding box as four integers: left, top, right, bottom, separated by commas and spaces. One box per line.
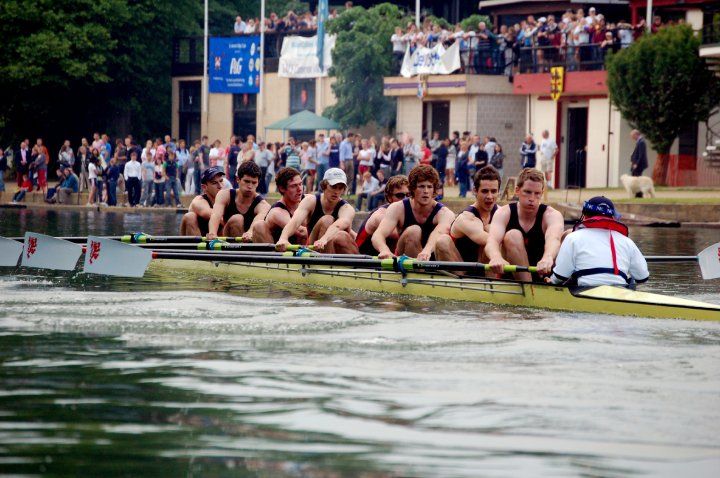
587, 98, 611, 187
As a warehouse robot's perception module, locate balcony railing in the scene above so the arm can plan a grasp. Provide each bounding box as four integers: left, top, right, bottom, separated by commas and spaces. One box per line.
701, 22, 720, 46
516, 44, 611, 74
172, 31, 316, 76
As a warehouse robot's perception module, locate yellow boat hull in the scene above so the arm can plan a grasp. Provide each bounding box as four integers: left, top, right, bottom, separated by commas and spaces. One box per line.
150, 259, 720, 321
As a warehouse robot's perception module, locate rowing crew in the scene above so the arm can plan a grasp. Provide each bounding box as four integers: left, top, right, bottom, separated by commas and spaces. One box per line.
180, 162, 649, 287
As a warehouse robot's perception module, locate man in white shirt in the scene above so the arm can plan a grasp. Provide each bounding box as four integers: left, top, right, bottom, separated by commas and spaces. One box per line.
550, 196, 649, 287
539, 130, 557, 198
234, 16, 246, 34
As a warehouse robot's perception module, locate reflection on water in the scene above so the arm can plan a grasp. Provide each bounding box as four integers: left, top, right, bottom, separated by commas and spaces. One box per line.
0, 209, 719, 476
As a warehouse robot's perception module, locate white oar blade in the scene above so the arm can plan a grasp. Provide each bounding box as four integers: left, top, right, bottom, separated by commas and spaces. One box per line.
698, 242, 720, 280
0, 237, 24, 267
83, 236, 152, 278
21, 232, 82, 271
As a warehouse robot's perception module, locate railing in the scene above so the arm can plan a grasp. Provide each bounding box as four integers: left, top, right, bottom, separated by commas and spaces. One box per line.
172, 30, 316, 76
701, 22, 720, 46
517, 43, 611, 74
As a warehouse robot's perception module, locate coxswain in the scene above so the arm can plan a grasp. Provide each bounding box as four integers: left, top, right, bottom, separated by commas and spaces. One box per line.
276, 168, 358, 254
207, 161, 270, 241
355, 175, 410, 256
485, 168, 564, 281
550, 196, 649, 286
180, 166, 225, 236
435, 166, 500, 264
252, 167, 308, 244
371, 165, 455, 260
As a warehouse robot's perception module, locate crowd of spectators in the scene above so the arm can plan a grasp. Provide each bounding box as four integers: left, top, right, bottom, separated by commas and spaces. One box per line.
233, 1, 354, 35
1, 127, 561, 208
391, 8, 678, 75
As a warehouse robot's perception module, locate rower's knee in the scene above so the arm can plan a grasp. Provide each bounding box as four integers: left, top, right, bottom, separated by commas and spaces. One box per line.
180, 212, 199, 235
312, 215, 334, 236
224, 215, 245, 235
332, 231, 359, 254
401, 225, 422, 244
435, 234, 454, 254
503, 229, 524, 250
252, 221, 272, 243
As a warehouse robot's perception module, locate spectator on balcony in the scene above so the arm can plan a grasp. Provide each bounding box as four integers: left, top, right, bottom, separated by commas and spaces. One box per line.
536, 17, 550, 72
244, 18, 257, 34
472, 22, 495, 74
234, 16, 246, 34
616, 20, 634, 48
651, 15, 662, 34
600, 31, 616, 60
591, 16, 608, 69
391, 26, 407, 73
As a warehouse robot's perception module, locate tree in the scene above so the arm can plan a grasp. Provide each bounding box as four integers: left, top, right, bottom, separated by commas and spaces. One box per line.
606, 25, 720, 184
324, 3, 408, 129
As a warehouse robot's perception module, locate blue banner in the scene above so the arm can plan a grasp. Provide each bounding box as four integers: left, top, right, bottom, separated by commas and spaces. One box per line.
209, 36, 260, 93
317, 0, 328, 72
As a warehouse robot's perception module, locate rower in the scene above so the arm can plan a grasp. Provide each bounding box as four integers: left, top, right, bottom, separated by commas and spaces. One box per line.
355, 175, 410, 256
485, 167, 564, 281
276, 168, 358, 254
207, 161, 270, 241
252, 167, 308, 244
435, 166, 500, 264
180, 166, 225, 236
371, 165, 455, 260
550, 196, 649, 286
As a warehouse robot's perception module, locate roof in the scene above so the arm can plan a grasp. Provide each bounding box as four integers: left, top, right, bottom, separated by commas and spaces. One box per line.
265, 110, 340, 131
479, 0, 628, 8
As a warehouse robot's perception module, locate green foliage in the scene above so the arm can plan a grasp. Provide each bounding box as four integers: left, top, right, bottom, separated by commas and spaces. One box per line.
459, 14, 492, 33
607, 25, 720, 155
324, 3, 409, 129
426, 15, 452, 30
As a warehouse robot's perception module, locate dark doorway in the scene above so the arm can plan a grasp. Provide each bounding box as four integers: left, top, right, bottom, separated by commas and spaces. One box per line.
179, 81, 201, 142
422, 101, 450, 141
566, 107, 588, 188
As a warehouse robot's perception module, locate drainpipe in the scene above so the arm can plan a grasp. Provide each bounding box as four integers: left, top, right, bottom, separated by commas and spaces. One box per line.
606, 99, 612, 187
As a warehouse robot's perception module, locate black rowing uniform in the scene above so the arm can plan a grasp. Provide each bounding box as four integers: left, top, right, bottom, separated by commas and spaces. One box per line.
451, 204, 498, 262
355, 203, 390, 256
506, 202, 547, 266
399, 197, 445, 248
196, 193, 213, 236
267, 200, 301, 243
306, 192, 348, 234
223, 189, 264, 228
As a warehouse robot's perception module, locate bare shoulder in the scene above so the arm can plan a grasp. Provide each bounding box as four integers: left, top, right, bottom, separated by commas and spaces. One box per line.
492, 204, 511, 222
543, 205, 564, 222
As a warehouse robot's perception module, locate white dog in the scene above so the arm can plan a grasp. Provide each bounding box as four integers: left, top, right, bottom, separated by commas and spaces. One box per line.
620, 174, 655, 198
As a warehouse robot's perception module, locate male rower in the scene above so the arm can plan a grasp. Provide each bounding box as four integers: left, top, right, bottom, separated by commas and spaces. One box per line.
371, 165, 455, 260
252, 167, 308, 244
355, 175, 410, 256
485, 168, 564, 282
435, 166, 500, 264
550, 196, 648, 286
180, 166, 225, 236
276, 168, 358, 254
207, 161, 270, 241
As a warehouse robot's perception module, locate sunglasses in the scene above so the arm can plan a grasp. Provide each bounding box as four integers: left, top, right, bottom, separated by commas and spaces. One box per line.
393, 192, 408, 199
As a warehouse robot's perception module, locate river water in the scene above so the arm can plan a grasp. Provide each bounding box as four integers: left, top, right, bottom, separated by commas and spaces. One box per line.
1, 208, 719, 477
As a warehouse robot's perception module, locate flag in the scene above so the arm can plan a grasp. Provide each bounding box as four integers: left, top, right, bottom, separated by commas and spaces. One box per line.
317, 0, 329, 73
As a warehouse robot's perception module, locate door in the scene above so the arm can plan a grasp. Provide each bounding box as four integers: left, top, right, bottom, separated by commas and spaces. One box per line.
566, 107, 588, 188
422, 101, 450, 140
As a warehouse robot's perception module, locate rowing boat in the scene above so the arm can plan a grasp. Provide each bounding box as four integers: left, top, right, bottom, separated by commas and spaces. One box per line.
148, 257, 720, 321
2, 233, 719, 321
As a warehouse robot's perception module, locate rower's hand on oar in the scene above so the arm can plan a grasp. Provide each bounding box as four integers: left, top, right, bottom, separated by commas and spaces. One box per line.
313, 238, 328, 252
416, 249, 432, 261
275, 240, 290, 252
536, 257, 554, 276
377, 250, 394, 259
241, 231, 253, 243
489, 257, 509, 275
206, 232, 218, 241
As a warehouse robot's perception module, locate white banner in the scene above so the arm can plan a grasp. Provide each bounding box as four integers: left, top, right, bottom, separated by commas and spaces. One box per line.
400, 41, 461, 78
279, 34, 336, 78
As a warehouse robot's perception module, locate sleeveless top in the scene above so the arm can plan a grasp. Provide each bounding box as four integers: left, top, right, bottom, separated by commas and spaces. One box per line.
355, 203, 390, 256
197, 193, 213, 236
223, 189, 264, 227
452, 204, 498, 263
307, 192, 348, 233
401, 198, 445, 247
507, 202, 547, 266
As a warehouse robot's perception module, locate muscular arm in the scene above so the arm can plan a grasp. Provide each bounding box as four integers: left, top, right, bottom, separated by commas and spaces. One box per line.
317, 203, 355, 245
372, 202, 403, 258
485, 206, 511, 273
537, 207, 565, 275
245, 200, 271, 240
277, 195, 314, 249
189, 195, 213, 221
207, 190, 230, 239
418, 207, 455, 261
453, 213, 490, 246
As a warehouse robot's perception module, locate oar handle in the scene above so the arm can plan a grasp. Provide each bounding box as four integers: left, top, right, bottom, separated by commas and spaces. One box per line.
380, 257, 538, 274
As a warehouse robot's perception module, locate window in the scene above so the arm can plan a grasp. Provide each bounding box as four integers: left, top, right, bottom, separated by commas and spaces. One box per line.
179, 81, 200, 112
233, 94, 257, 140
290, 79, 316, 114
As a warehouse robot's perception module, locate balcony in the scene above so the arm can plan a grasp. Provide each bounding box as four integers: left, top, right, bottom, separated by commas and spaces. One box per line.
700, 22, 720, 61
172, 30, 316, 77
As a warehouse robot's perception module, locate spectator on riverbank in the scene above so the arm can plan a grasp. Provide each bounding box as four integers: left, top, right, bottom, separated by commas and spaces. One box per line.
520, 134, 537, 169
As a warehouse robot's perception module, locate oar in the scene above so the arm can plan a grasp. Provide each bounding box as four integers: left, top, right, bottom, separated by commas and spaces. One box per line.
5, 234, 248, 244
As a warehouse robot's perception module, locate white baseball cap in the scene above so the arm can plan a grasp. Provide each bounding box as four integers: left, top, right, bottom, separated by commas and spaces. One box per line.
323, 167, 347, 186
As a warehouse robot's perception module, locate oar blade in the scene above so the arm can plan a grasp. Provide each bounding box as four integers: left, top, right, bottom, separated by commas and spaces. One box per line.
83, 236, 153, 278
21, 232, 83, 271
698, 242, 720, 280
0, 237, 24, 267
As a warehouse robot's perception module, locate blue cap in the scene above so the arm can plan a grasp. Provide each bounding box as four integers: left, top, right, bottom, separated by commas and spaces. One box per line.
201, 166, 225, 184
583, 196, 620, 219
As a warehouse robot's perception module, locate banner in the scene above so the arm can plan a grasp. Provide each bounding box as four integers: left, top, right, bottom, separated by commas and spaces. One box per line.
278, 34, 336, 78
209, 36, 261, 93
317, 0, 328, 73
400, 41, 461, 78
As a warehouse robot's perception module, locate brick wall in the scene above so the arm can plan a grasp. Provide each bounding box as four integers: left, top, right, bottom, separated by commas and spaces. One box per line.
475, 95, 527, 178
